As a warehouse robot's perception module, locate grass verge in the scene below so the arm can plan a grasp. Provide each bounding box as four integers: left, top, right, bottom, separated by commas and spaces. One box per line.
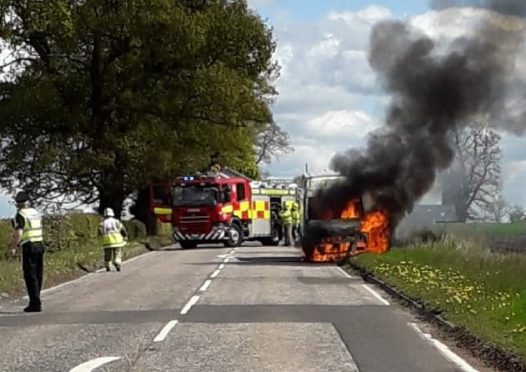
354, 239, 526, 358
0, 236, 173, 296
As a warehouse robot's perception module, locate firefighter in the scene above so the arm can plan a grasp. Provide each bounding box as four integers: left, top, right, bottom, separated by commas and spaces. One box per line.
98, 208, 128, 272
9, 191, 45, 313
280, 202, 293, 246
291, 202, 301, 243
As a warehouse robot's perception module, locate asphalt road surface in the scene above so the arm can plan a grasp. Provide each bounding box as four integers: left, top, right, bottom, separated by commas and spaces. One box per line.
0, 244, 484, 372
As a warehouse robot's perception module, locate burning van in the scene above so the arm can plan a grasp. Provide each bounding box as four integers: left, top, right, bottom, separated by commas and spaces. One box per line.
298, 174, 390, 263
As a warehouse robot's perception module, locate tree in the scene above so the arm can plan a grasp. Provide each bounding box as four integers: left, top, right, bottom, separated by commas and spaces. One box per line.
0, 0, 277, 217
509, 205, 526, 223
441, 119, 502, 222
255, 121, 293, 166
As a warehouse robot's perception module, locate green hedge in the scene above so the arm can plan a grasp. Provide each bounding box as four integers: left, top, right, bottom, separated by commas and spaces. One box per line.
0, 213, 151, 260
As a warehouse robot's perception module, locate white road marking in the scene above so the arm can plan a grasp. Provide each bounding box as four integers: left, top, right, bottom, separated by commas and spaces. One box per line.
69, 357, 121, 372
362, 284, 390, 306
223, 257, 231, 263
180, 295, 200, 315
199, 279, 212, 292
409, 323, 479, 372
210, 269, 221, 278
218, 263, 225, 270
153, 320, 179, 342
217, 254, 229, 258
337, 267, 354, 279
230, 249, 236, 254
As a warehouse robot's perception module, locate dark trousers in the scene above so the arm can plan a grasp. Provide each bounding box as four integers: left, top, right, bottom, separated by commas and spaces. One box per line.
22, 242, 45, 306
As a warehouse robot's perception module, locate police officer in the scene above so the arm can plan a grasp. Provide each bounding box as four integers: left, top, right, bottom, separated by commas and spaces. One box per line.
9, 191, 45, 313
98, 208, 128, 272
280, 202, 293, 246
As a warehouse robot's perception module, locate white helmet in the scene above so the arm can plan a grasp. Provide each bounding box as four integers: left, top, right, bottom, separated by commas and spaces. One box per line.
104, 208, 115, 217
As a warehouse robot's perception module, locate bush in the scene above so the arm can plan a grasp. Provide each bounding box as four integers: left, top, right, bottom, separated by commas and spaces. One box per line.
123, 219, 147, 241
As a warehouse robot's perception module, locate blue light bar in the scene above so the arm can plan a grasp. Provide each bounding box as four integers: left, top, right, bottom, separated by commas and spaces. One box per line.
179, 176, 194, 181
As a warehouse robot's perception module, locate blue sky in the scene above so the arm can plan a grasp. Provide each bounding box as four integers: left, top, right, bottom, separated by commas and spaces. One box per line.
253, 0, 429, 20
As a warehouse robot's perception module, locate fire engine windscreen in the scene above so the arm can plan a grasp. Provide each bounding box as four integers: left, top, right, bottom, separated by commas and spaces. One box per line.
173, 185, 222, 207
315, 1, 526, 226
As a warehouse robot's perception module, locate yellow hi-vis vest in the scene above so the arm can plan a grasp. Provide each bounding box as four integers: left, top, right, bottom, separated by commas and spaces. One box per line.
281, 209, 293, 224
18, 208, 44, 245
100, 218, 126, 249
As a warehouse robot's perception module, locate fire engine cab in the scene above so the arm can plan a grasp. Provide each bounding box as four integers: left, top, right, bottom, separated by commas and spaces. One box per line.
152, 168, 297, 249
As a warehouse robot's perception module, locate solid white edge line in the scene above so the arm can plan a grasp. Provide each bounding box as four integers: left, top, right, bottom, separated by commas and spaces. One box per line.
362, 284, 390, 306
69, 356, 121, 372
409, 323, 479, 372
337, 267, 353, 279
210, 269, 221, 279
199, 279, 212, 292
153, 320, 179, 342
218, 264, 225, 270
180, 295, 200, 315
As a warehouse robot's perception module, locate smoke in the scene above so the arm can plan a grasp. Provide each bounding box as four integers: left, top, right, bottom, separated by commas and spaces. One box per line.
431, 1, 526, 18
314, 1, 526, 226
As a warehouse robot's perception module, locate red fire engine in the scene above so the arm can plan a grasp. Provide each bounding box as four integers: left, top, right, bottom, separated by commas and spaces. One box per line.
149, 168, 297, 249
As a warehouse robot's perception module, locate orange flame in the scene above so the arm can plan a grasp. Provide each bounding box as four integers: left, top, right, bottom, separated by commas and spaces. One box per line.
360, 209, 390, 254
306, 208, 390, 263
341, 199, 360, 219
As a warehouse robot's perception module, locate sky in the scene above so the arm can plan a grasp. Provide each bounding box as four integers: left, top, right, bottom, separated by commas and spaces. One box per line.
0, 0, 525, 217
250, 0, 526, 209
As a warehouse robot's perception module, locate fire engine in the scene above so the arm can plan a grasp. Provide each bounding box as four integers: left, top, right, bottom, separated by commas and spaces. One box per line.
150, 168, 298, 249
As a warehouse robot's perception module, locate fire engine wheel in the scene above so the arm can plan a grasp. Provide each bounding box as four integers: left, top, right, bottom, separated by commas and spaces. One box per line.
179, 240, 198, 249
262, 224, 281, 246
224, 223, 243, 248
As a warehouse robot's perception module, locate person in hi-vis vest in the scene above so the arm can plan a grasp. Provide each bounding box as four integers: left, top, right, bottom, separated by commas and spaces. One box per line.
10, 191, 45, 313
98, 208, 127, 272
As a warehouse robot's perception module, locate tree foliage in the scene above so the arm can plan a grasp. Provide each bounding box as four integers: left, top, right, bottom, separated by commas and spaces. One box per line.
442, 119, 502, 222
0, 0, 278, 216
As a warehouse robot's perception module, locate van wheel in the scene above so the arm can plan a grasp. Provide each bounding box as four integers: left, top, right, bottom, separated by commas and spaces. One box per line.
224, 223, 243, 247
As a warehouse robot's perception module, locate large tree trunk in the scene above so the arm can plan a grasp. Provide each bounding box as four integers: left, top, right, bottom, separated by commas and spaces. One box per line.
130, 187, 159, 235
97, 184, 126, 219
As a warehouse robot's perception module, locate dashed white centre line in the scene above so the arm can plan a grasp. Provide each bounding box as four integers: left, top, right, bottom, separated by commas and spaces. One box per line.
180, 295, 200, 315
409, 323, 479, 372
218, 263, 225, 270
69, 357, 121, 372
199, 279, 212, 292
230, 249, 236, 254
223, 257, 231, 263
153, 320, 179, 342
210, 269, 221, 278
362, 284, 390, 306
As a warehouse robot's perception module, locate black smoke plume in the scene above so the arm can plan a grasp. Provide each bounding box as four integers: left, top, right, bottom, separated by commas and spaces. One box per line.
313, 1, 526, 226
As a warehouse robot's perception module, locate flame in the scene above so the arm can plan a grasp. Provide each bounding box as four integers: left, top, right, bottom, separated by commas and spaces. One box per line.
360, 209, 390, 254
341, 199, 360, 219
305, 208, 390, 263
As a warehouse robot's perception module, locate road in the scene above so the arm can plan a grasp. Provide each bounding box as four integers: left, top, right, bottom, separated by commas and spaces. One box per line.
0, 244, 482, 372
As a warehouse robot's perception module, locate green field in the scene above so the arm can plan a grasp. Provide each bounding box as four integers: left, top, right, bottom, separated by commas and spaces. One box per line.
433, 222, 526, 238
354, 239, 526, 358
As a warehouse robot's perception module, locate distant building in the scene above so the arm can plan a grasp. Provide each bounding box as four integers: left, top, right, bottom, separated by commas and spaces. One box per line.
396, 204, 459, 239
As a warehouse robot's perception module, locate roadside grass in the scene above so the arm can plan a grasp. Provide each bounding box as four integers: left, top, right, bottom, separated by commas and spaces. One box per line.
354, 239, 526, 357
